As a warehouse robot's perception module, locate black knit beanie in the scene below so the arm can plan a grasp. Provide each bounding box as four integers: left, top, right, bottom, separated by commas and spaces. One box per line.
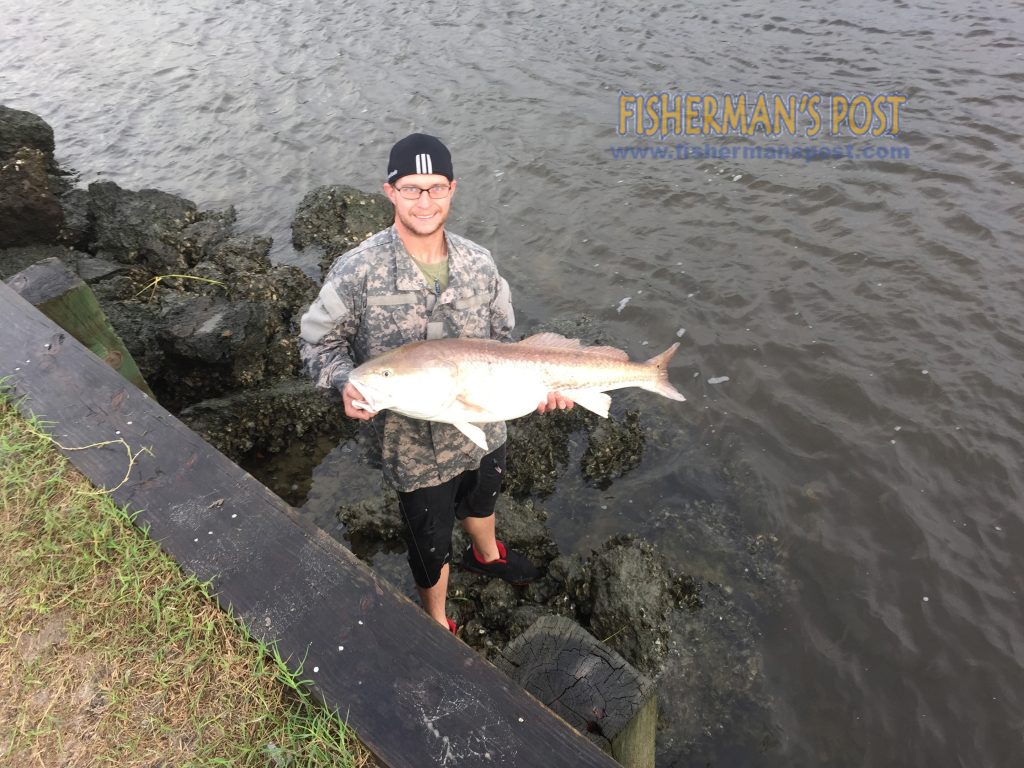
387, 133, 454, 183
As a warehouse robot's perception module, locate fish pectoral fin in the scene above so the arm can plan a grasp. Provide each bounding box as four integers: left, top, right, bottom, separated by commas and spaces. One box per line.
562, 389, 611, 418
452, 421, 490, 451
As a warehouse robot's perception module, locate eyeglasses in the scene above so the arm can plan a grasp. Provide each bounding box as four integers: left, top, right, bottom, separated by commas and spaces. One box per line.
393, 184, 451, 200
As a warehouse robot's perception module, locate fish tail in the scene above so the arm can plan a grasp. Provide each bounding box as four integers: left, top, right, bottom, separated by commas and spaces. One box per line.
643, 342, 686, 401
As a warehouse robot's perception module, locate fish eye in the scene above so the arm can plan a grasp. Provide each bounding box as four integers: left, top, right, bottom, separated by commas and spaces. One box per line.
382, 369, 392, 377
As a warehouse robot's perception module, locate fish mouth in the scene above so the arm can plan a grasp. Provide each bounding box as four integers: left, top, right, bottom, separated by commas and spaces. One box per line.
352, 394, 376, 411
347, 379, 381, 411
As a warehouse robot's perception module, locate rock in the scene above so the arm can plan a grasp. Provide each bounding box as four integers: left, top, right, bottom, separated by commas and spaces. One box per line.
461, 619, 492, 648
504, 393, 647, 498
182, 238, 318, 383
87, 180, 197, 271
160, 294, 269, 365
99, 299, 166, 380
652, 498, 786, 605
492, 497, 559, 564
189, 238, 317, 324
89, 270, 153, 303
0, 244, 77, 281
59, 187, 92, 250
207, 234, 273, 273
546, 553, 593, 617
742, 532, 784, 587
267, 264, 319, 322
505, 408, 594, 497
0, 105, 55, 161
587, 536, 672, 675
290, 185, 392, 278
581, 410, 645, 488
104, 290, 284, 410
654, 582, 776, 765
154, 294, 271, 406
670, 571, 704, 612
337, 492, 405, 558
477, 580, 519, 630
176, 206, 237, 263
82, 206, 314, 408
507, 604, 554, 638
0, 148, 63, 247
523, 574, 562, 606
178, 376, 353, 462
75, 255, 129, 284
262, 324, 304, 380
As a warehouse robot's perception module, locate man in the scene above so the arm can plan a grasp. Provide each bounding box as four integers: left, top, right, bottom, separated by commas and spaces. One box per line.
298, 133, 572, 633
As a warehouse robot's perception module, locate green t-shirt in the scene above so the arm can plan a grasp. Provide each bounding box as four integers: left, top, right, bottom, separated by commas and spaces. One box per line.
411, 256, 449, 294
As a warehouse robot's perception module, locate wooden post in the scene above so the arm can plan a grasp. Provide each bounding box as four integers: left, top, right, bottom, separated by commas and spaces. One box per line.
495, 615, 658, 768
5, 256, 156, 398
609, 695, 657, 768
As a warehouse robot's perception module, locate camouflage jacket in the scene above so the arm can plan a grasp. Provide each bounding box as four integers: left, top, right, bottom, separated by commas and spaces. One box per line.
298, 225, 515, 492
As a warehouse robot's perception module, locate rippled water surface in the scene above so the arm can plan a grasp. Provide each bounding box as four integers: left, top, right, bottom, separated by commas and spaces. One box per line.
4, 0, 1023, 765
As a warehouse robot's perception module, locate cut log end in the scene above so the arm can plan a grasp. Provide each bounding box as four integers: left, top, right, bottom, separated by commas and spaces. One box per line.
496, 615, 657, 768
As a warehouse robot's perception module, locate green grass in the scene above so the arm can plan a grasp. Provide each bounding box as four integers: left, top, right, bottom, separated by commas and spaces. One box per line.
0, 395, 372, 767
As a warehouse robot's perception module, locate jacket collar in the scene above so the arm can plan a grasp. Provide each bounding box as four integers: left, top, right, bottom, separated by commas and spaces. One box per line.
392, 226, 466, 299
392, 227, 423, 292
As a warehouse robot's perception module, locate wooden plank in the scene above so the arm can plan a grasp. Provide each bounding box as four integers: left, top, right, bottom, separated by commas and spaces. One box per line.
0, 280, 620, 768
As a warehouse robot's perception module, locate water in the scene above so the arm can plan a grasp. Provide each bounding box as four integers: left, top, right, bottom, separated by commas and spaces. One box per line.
3, 0, 1023, 764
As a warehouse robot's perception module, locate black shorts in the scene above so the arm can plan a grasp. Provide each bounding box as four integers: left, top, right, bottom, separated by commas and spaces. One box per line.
397, 443, 506, 589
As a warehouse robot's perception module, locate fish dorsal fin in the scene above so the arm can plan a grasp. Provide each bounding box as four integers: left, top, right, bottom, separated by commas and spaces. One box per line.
517, 333, 629, 360
581, 345, 629, 361
517, 332, 583, 350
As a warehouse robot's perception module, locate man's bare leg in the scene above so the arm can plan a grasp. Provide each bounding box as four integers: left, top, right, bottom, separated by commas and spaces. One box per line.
461, 514, 500, 562
417, 562, 450, 628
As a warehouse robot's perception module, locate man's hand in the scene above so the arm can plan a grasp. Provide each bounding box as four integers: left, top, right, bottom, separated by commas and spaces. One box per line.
343, 381, 378, 420
536, 391, 575, 414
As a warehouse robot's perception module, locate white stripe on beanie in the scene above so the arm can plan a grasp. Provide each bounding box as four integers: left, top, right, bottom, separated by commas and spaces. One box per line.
415, 153, 433, 175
